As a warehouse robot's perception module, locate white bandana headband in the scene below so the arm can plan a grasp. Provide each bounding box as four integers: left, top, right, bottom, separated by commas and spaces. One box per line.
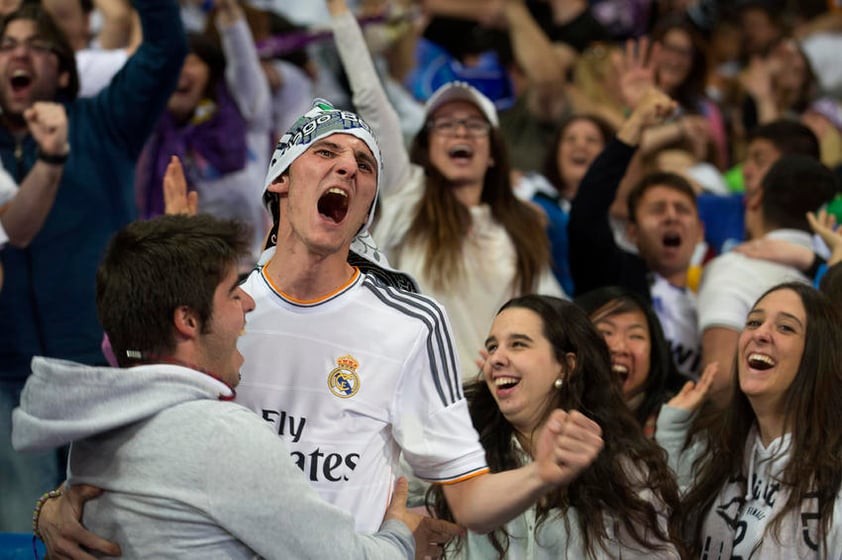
261, 99, 418, 292
263, 98, 382, 233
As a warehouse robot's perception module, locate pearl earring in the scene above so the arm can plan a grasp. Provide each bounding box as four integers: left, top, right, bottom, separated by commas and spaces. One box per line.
554, 378, 564, 390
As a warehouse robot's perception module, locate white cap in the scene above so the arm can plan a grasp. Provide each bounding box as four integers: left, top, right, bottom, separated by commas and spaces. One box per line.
423, 81, 499, 126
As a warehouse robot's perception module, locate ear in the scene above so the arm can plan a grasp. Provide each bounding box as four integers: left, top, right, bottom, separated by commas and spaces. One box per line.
626, 221, 639, 246
58, 70, 69, 90
172, 305, 201, 341
266, 173, 290, 196
695, 215, 705, 244
563, 352, 577, 375
746, 187, 763, 212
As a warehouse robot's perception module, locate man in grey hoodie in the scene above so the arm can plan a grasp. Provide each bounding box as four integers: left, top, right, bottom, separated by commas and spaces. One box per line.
12, 214, 427, 559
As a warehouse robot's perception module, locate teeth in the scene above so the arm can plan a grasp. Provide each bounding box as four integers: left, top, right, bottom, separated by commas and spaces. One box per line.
612, 364, 629, 374
748, 353, 775, 366
494, 377, 519, 387
327, 187, 348, 197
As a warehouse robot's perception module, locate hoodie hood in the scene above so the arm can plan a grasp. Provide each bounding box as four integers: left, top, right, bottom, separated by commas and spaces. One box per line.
12, 357, 233, 452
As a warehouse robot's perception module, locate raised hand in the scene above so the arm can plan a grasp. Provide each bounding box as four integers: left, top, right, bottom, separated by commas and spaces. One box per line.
616, 37, 659, 111
808, 209, 842, 266
533, 409, 604, 487
617, 87, 677, 146
668, 362, 718, 413
163, 155, 198, 216
25, 101, 69, 158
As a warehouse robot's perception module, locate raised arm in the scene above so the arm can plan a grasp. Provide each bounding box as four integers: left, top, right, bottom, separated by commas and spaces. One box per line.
0, 102, 69, 248
503, 0, 566, 92
91, 0, 187, 157
326, 0, 412, 194
92, 0, 138, 50
568, 86, 676, 294
214, 0, 271, 126
441, 409, 603, 533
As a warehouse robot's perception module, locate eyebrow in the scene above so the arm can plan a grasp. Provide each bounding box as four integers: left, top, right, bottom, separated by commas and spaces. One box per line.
748, 308, 805, 328
313, 139, 377, 170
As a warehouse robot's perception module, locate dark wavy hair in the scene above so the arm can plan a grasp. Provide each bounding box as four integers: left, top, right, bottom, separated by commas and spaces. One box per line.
428, 295, 685, 558
682, 282, 842, 556
407, 120, 549, 294
574, 286, 676, 428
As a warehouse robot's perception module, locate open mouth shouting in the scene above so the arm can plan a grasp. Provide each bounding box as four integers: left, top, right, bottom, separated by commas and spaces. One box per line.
317, 187, 349, 224
612, 362, 630, 384
662, 232, 682, 249
11, 69, 31, 90
447, 144, 474, 162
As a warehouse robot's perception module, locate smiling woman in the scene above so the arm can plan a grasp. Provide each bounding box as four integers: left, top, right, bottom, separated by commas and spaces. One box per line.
656, 282, 842, 557
575, 286, 678, 437
428, 295, 685, 559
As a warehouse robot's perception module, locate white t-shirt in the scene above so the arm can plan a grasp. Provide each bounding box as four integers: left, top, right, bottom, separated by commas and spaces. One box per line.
697, 230, 811, 333
236, 266, 488, 532
650, 274, 701, 378
75, 48, 129, 98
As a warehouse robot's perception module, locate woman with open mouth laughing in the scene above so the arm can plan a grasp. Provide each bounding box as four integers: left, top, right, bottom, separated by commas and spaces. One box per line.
428, 294, 685, 559
656, 282, 842, 557
575, 285, 684, 438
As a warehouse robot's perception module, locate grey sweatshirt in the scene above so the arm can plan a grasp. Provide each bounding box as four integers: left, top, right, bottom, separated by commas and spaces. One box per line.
13, 357, 414, 559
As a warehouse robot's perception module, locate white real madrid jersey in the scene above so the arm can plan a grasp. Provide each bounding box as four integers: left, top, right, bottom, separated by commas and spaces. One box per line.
237, 267, 489, 532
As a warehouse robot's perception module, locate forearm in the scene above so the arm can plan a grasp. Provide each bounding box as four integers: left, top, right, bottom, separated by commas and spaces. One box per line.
218, 17, 270, 124
638, 120, 684, 155
421, 0, 501, 21
504, 1, 565, 88
93, 0, 135, 49
701, 327, 738, 407
0, 162, 62, 248
441, 465, 550, 534
329, 3, 411, 192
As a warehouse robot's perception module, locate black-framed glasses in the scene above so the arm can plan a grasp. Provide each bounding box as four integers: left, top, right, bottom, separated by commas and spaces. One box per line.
427, 117, 491, 138
0, 37, 57, 55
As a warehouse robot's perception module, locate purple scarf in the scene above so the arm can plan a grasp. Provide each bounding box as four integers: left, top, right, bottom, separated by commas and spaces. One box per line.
136, 83, 248, 218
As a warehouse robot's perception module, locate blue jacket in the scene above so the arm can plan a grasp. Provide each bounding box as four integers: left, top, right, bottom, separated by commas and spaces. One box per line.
0, 0, 187, 380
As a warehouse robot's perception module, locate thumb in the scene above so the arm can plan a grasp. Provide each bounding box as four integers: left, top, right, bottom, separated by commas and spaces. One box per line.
66, 483, 105, 507
392, 477, 409, 506
677, 380, 696, 397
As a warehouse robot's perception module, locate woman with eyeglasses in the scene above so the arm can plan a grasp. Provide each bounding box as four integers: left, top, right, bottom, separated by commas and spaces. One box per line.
326, 0, 564, 381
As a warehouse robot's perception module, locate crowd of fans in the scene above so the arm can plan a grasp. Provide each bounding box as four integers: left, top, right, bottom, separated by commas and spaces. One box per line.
2, 0, 842, 557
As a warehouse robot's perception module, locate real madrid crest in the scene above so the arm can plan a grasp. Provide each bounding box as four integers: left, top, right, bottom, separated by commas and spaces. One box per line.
327, 354, 361, 398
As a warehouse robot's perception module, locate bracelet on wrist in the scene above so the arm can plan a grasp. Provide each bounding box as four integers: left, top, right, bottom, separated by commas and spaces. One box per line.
32, 487, 63, 540
37, 145, 70, 166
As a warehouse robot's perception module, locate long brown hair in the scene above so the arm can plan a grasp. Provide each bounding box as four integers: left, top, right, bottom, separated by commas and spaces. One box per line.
682, 283, 842, 555
406, 125, 549, 294
429, 296, 686, 558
